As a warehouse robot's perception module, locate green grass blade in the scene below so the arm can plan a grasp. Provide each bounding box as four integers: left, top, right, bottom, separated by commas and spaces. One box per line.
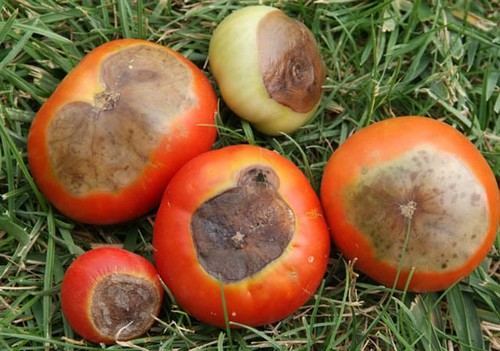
0, 27, 33, 71
447, 285, 485, 351
0, 112, 47, 212
13, 22, 72, 44
117, 0, 133, 38
0, 214, 29, 246
0, 9, 18, 45
42, 209, 56, 346
405, 294, 445, 351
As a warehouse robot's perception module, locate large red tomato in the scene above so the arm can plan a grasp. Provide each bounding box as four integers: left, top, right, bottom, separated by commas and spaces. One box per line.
153, 144, 330, 327
321, 116, 499, 292
28, 39, 217, 224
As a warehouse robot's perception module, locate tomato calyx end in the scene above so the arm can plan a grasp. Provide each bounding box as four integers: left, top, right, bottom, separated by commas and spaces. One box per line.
399, 200, 417, 219
231, 231, 246, 249
93, 90, 121, 112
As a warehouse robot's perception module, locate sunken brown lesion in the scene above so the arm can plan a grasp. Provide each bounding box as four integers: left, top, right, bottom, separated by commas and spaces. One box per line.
46, 45, 196, 196
343, 145, 489, 272
191, 165, 295, 282
90, 273, 161, 341
257, 10, 326, 113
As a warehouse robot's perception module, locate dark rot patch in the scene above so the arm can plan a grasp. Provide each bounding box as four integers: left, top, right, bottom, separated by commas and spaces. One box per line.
257, 10, 325, 113
344, 145, 489, 272
47, 44, 195, 196
191, 166, 295, 282
91, 273, 162, 341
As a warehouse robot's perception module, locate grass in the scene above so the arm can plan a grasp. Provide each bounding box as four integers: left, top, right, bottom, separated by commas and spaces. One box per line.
0, 0, 499, 350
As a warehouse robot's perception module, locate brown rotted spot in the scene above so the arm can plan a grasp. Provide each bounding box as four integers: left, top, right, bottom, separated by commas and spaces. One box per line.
91, 273, 161, 341
191, 165, 295, 282
344, 145, 489, 272
47, 44, 196, 196
257, 10, 326, 113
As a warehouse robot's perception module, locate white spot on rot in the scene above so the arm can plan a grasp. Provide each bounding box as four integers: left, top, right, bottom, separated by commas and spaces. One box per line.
308, 256, 314, 263
399, 200, 417, 219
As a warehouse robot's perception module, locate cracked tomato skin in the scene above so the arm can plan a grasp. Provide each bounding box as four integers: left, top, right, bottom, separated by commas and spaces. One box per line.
153, 144, 330, 327
320, 116, 499, 292
27, 39, 217, 224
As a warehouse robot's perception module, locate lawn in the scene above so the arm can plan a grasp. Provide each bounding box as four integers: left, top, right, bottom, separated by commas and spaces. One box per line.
0, 0, 499, 350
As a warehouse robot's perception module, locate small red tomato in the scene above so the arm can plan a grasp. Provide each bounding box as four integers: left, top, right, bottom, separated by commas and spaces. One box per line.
28, 39, 217, 224
61, 247, 164, 344
153, 144, 330, 327
321, 116, 499, 292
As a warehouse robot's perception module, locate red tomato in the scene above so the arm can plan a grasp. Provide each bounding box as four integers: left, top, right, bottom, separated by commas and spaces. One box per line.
153, 144, 330, 327
28, 39, 217, 224
60, 247, 164, 344
321, 116, 499, 292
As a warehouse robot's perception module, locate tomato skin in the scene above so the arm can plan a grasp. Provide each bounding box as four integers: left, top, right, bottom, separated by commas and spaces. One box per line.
153, 144, 330, 327
320, 116, 499, 292
27, 39, 217, 224
60, 247, 164, 344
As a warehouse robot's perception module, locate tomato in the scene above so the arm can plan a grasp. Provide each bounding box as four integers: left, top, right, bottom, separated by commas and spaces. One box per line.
152, 144, 330, 327
209, 6, 326, 135
320, 116, 499, 292
28, 39, 217, 224
60, 247, 164, 344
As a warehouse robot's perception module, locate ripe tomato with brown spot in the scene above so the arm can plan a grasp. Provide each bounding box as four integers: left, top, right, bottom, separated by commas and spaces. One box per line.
153, 144, 331, 327
61, 247, 164, 344
320, 116, 499, 292
28, 39, 217, 224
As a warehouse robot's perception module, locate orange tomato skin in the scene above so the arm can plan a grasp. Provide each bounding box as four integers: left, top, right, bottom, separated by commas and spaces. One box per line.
60, 247, 164, 344
27, 39, 217, 224
321, 116, 499, 292
153, 144, 331, 327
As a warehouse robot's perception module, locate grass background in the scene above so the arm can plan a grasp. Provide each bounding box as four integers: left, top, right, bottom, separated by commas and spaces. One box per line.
0, 0, 499, 350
